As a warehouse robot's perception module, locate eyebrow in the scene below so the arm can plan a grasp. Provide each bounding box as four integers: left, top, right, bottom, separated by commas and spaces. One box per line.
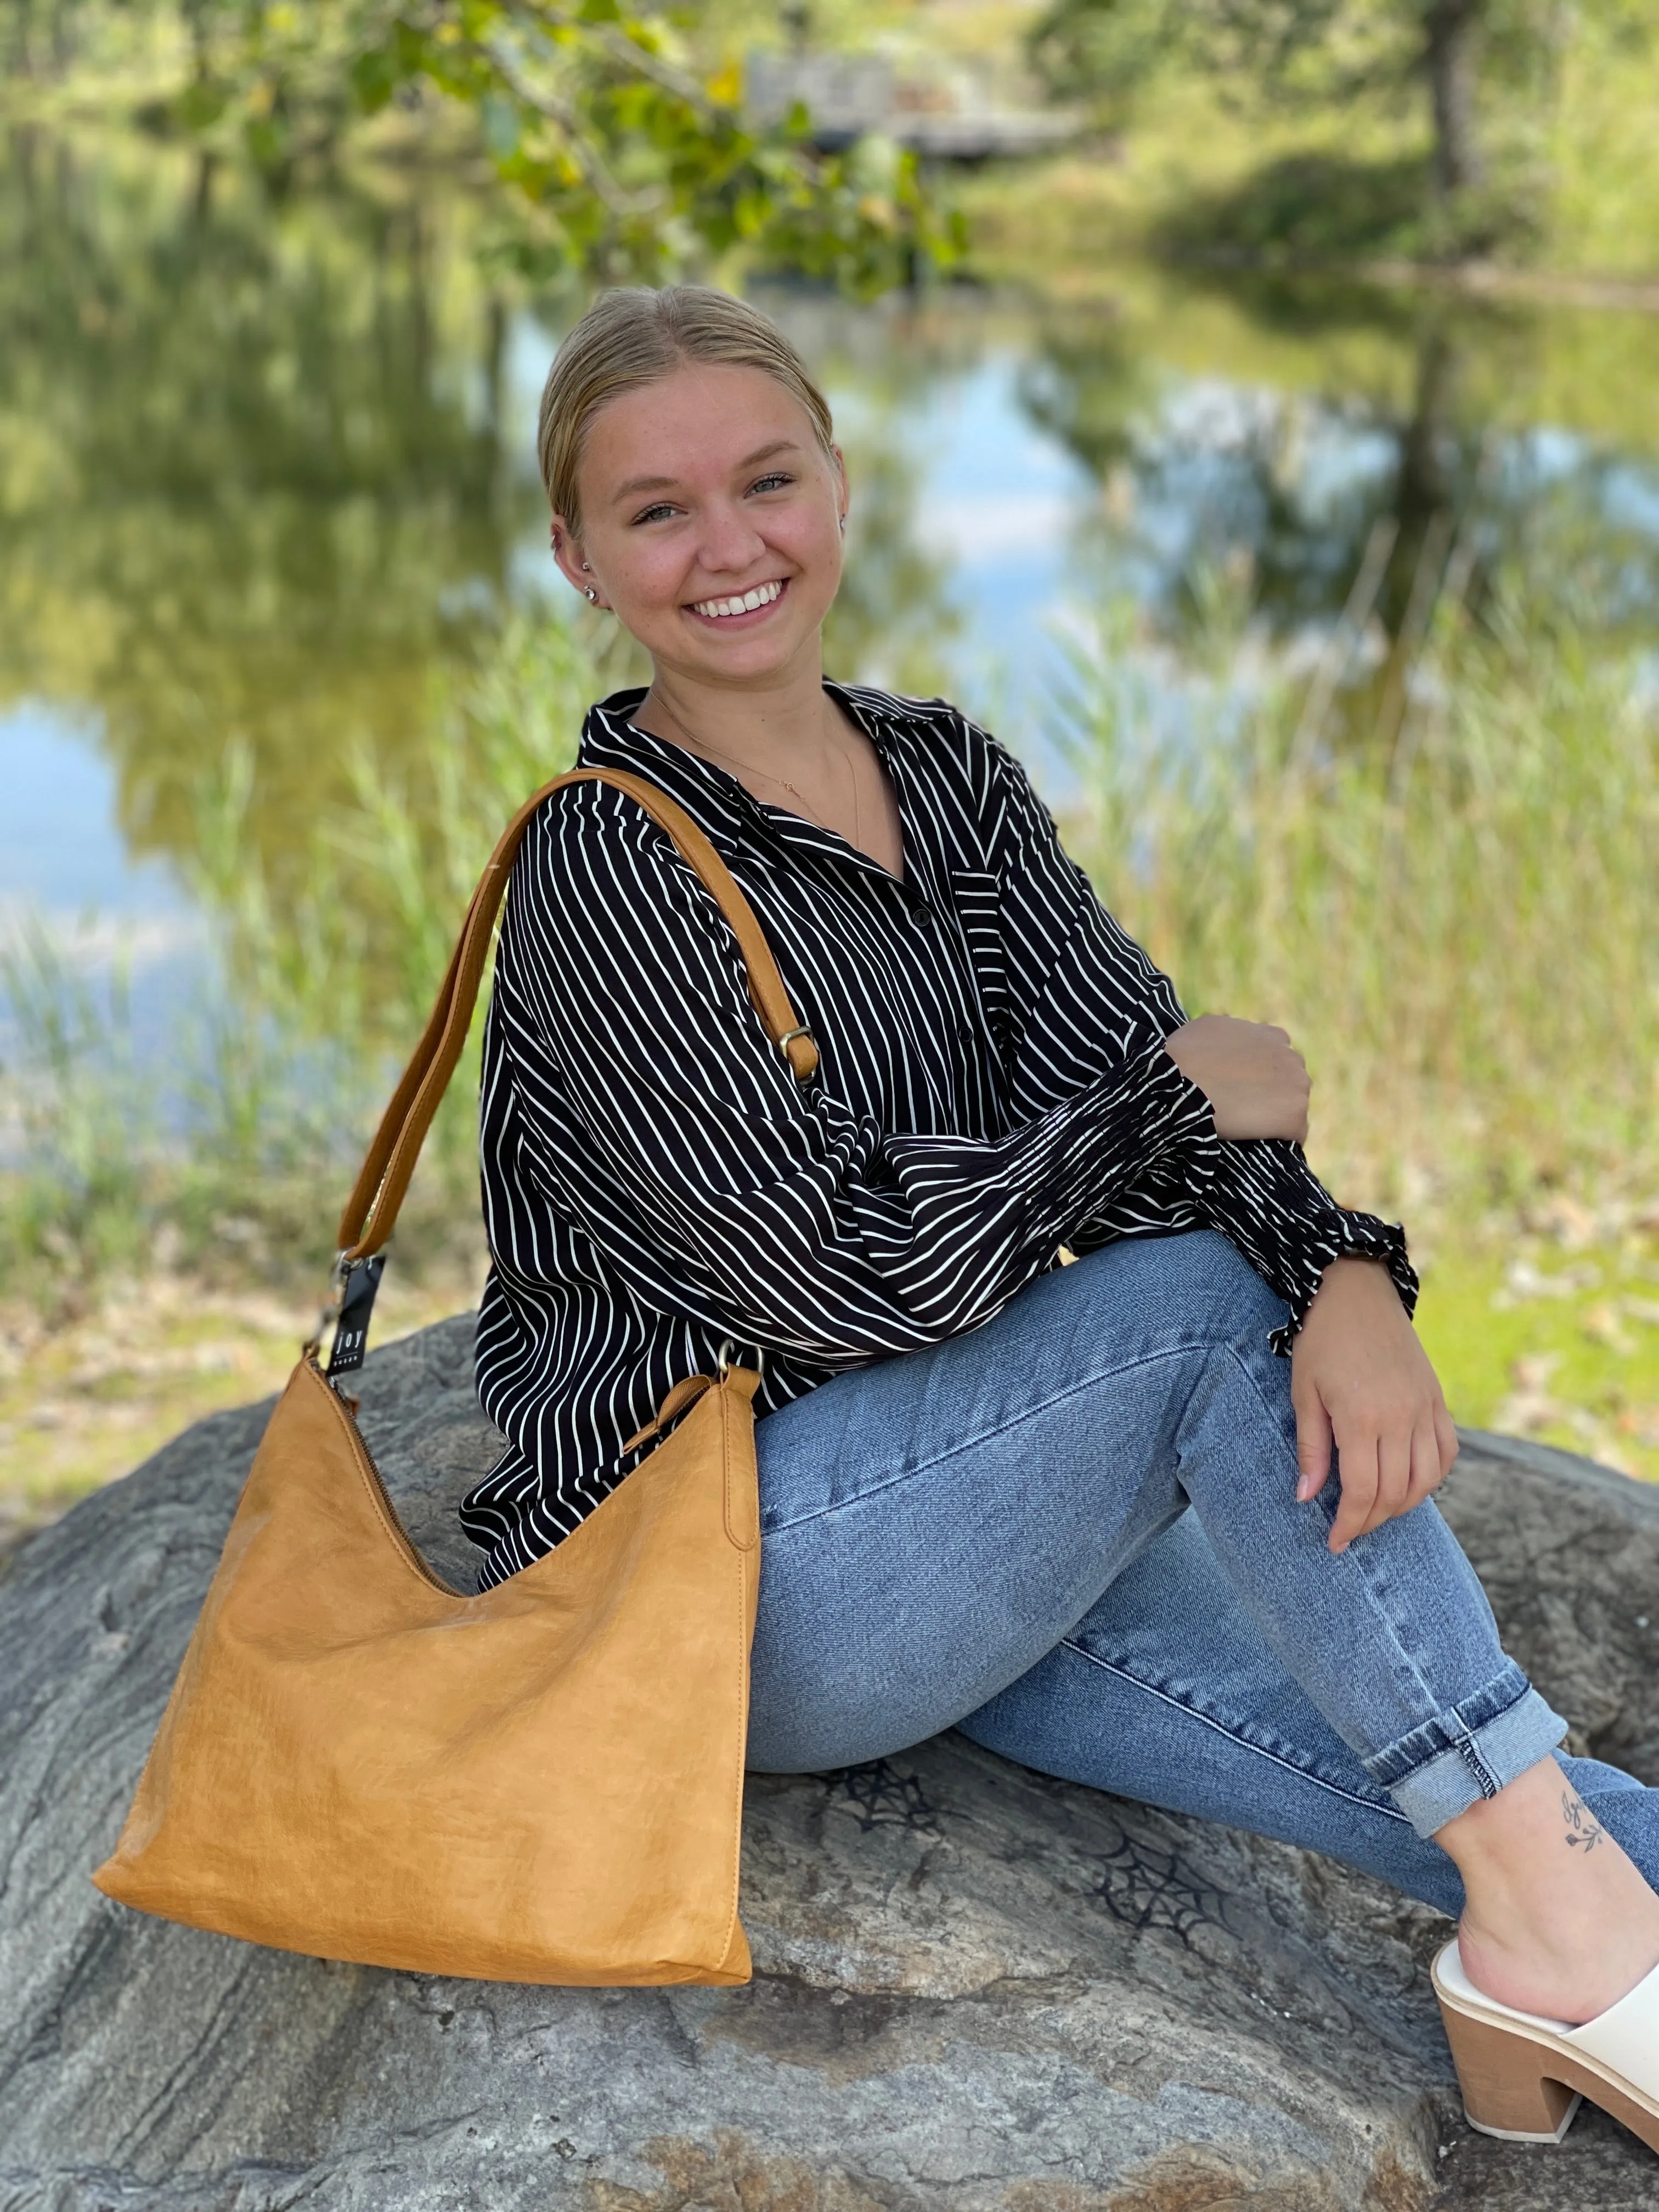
609, 439, 804, 505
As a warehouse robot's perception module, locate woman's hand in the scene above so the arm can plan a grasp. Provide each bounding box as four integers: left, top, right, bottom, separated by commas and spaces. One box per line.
1291, 1258, 1459, 1553
1164, 1014, 1311, 1143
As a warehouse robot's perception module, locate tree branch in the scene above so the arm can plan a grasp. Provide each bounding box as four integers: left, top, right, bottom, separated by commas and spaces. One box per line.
535, 10, 715, 113
481, 36, 645, 222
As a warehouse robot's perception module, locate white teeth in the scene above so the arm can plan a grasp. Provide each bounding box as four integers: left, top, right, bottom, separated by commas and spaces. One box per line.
692, 579, 783, 619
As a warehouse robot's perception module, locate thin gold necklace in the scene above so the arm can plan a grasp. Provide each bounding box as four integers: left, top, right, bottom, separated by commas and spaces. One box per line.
649, 699, 862, 852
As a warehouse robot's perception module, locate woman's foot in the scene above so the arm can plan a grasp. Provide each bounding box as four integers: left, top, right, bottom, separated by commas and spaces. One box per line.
1438, 1756, 1659, 2023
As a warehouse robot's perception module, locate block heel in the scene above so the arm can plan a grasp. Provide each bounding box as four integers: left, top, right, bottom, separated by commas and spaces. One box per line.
1432, 1939, 1659, 2158
1437, 1995, 1582, 2142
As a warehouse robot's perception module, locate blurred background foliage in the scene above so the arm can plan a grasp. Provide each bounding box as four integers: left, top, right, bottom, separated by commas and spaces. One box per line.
1, 0, 963, 286
997, 0, 1659, 279
2, 0, 1657, 1546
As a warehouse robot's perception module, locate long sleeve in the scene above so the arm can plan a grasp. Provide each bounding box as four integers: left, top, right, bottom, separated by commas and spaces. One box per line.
466, 681, 1423, 1584
973, 720, 1417, 1345
487, 781, 1218, 1367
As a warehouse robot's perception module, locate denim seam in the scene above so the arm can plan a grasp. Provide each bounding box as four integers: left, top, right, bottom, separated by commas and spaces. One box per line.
1363, 1668, 1534, 1796
764, 1340, 1224, 1537
1219, 1337, 1543, 1802
1056, 1637, 1413, 1826
1381, 1692, 1567, 1837
1216, 1335, 1463, 1748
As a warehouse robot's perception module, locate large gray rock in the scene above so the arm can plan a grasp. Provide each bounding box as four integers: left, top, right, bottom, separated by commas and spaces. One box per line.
2, 1318, 1657, 2211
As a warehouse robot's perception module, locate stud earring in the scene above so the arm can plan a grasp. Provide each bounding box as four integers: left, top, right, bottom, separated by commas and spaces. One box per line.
838, 514, 847, 535
584, 585, 599, 603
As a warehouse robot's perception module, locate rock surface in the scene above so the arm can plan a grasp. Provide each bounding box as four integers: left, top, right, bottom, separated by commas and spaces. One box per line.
3, 1316, 1658, 2211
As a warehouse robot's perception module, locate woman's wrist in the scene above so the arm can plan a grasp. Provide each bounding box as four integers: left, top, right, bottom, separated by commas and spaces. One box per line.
1163, 1013, 1311, 1143
1310, 1253, 1397, 1304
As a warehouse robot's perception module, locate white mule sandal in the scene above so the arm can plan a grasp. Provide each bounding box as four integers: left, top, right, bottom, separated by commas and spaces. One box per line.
1432, 1938, 1659, 2152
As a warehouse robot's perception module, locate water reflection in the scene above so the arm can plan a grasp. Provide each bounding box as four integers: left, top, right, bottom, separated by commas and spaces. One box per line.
4, 122, 1659, 961
1024, 298, 1659, 645
0, 123, 534, 917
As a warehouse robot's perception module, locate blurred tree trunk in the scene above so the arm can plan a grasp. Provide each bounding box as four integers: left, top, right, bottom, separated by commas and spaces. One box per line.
1423, 0, 1486, 195
1381, 316, 1461, 634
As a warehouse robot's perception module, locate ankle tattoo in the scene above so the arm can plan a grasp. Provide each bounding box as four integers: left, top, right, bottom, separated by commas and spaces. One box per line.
1562, 1790, 1605, 1853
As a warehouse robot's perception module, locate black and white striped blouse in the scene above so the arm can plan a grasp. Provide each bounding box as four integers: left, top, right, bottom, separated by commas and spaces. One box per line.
464, 682, 1414, 1589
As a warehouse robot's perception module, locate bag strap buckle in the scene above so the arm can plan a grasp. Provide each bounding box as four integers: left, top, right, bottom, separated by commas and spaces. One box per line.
303, 1252, 351, 1360
304, 1251, 387, 1390
776, 1025, 817, 1080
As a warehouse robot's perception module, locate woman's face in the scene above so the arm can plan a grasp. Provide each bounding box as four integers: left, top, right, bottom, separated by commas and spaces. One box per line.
554, 361, 847, 690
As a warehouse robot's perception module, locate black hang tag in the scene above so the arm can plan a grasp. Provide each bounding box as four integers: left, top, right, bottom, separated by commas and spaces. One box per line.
326, 1256, 387, 1381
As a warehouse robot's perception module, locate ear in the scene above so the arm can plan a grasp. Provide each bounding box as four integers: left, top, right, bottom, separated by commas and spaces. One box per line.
830, 444, 849, 532
550, 516, 602, 605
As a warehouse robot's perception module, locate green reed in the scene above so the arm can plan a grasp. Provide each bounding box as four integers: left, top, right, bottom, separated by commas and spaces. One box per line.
0, 606, 610, 1302
0, 915, 155, 1287
183, 603, 617, 1267
4, 582, 1655, 1312
1052, 572, 1659, 1229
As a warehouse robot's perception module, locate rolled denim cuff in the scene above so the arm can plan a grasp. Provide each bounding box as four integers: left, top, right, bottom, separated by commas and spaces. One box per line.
1362, 1662, 1569, 1838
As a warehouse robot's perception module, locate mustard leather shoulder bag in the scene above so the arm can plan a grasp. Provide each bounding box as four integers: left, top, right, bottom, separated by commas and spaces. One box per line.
93, 768, 819, 1985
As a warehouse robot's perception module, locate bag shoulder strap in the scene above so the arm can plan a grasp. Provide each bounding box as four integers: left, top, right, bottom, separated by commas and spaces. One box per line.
336, 766, 819, 1262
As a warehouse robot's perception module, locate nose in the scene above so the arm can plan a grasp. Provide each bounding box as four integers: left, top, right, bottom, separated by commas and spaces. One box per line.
694, 496, 769, 577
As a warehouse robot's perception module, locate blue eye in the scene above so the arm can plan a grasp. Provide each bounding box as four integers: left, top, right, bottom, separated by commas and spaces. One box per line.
750, 473, 793, 494
632, 503, 678, 526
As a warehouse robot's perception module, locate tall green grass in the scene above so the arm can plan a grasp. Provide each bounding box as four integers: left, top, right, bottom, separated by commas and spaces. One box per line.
4, 580, 1656, 1328
0, 917, 154, 1286
207, 602, 606, 1172
0, 606, 610, 1304
1053, 574, 1659, 1234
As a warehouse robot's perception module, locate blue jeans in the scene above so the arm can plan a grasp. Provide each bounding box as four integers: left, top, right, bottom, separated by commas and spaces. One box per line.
747, 1232, 1659, 1920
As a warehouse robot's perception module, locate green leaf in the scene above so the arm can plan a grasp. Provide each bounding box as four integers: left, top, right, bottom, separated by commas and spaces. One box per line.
349, 47, 398, 114
175, 77, 230, 131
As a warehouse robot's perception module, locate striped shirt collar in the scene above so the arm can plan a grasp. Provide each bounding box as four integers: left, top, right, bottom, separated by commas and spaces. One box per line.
577, 682, 944, 913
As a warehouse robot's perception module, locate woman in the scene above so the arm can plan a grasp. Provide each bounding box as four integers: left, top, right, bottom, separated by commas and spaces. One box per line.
469, 284, 1659, 2145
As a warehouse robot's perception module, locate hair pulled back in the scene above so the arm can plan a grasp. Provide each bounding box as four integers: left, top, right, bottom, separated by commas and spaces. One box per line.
537, 285, 836, 538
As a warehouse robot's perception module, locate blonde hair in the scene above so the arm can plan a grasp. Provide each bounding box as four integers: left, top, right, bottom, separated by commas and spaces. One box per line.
537, 286, 836, 537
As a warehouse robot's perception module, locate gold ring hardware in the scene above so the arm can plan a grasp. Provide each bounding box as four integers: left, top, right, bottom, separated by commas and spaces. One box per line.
303, 1251, 352, 1358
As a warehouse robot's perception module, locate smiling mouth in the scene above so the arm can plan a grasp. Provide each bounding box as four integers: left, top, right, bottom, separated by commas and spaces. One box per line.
687, 578, 788, 623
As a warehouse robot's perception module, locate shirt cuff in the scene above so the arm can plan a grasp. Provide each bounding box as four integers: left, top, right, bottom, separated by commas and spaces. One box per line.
1267, 1207, 1420, 1357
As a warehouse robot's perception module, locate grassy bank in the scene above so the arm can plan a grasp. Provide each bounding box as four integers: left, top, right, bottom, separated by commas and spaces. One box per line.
959, 7, 1659, 290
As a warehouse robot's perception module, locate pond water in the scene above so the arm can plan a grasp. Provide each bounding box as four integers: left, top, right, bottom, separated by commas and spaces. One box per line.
4, 123, 1659, 1053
